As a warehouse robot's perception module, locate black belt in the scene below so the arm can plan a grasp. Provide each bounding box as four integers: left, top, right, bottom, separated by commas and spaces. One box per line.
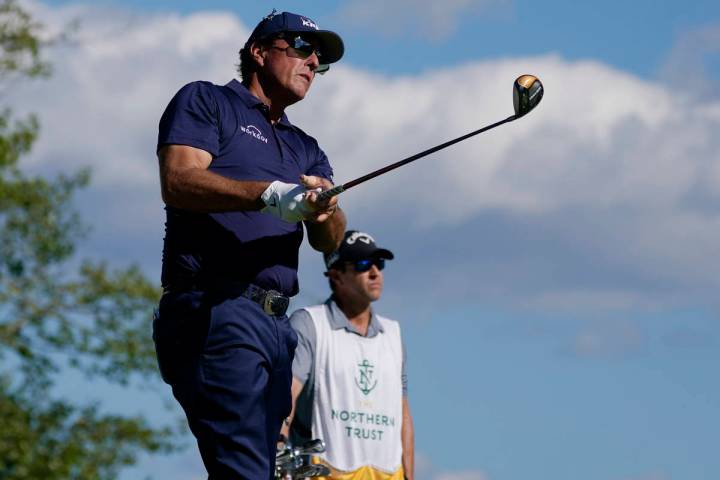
163, 281, 290, 317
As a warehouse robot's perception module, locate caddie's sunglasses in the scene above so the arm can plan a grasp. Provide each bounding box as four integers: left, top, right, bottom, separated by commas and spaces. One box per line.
272, 35, 330, 74
350, 258, 385, 272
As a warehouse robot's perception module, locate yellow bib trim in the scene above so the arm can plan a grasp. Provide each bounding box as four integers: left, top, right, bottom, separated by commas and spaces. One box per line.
312, 457, 404, 480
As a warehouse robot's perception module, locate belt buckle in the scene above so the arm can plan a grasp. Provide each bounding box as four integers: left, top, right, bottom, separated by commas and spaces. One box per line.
263, 290, 289, 316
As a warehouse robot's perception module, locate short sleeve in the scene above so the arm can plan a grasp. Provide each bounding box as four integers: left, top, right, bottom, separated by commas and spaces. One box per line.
304, 142, 334, 182
157, 81, 220, 157
289, 309, 317, 384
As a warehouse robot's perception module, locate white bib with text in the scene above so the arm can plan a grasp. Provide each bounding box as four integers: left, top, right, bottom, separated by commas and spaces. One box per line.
305, 304, 403, 473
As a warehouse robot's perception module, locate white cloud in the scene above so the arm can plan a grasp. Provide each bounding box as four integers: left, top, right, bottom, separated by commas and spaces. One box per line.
300, 58, 711, 221
11, 1, 720, 314
16, 1, 247, 188
332, 0, 509, 40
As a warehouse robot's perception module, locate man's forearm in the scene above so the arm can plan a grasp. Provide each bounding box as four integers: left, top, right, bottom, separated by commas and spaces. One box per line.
280, 378, 305, 442
402, 397, 414, 480
159, 144, 272, 213
306, 207, 347, 253
162, 166, 270, 213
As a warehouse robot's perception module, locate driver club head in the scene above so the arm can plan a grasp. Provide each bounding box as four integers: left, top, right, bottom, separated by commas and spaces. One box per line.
513, 74, 543, 117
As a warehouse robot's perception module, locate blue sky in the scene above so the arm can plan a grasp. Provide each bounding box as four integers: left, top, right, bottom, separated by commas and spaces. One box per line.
17, 1, 720, 479
44, 0, 720, 78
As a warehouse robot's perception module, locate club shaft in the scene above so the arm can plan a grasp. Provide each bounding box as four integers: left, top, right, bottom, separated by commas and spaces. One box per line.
318, 114, 517, 201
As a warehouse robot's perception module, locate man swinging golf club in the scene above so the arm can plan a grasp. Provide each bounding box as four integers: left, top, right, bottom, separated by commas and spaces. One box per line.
153, 10, 346, 479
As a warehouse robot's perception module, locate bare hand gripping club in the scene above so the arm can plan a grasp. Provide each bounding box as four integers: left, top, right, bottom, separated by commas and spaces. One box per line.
317, 75, 544, 202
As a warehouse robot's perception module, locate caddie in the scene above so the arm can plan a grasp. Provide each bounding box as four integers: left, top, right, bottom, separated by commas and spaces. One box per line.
284, 230, 414, 480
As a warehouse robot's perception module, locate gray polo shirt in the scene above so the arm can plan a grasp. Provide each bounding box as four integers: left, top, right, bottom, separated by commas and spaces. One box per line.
289, 297, 407, 444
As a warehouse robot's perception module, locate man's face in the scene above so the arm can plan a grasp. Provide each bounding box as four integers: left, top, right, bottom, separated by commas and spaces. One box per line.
332, 259, 385, 304
260, 35, 321, 102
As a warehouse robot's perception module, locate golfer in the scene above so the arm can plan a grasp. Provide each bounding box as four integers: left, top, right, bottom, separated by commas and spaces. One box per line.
152, 11, 346, 479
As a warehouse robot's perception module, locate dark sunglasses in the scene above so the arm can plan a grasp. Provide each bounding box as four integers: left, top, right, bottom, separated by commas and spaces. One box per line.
274, 35, 330, 74
350, 258, 385, 272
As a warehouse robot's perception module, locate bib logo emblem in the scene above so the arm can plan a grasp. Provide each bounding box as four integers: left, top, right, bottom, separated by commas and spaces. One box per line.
355, 359, 377, 396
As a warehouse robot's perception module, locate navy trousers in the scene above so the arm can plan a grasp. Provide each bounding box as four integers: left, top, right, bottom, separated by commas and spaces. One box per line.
153, 289, 297, 479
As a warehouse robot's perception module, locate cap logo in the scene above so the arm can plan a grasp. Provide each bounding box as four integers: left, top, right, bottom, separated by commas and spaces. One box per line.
301, 17, 319, 30
240, 125, 268, 144
346, 232, 374, 245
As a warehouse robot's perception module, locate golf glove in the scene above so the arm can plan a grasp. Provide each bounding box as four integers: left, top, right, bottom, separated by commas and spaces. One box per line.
261, 181, 316, 223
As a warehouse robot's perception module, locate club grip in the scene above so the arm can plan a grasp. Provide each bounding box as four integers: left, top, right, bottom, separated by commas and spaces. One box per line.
317, 185, 345, 202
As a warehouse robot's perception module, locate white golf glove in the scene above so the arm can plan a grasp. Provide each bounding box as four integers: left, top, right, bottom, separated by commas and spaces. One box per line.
261, 181, 317, 223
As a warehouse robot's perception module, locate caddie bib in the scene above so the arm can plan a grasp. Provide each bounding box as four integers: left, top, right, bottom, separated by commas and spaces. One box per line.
304, 304, 404, 478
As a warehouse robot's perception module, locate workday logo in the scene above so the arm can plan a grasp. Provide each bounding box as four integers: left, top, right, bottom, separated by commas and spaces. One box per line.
301, 17, 319, 30
240, 125, 268, 144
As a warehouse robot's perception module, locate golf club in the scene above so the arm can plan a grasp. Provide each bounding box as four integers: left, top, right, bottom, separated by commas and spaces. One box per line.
275, 449, 301, 469
275, 439, 327, 470
296, 439, 326, 455
316, 74, 544, 202
293, 464, 332, 478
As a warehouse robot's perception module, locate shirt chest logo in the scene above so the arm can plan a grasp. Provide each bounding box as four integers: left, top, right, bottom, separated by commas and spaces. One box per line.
355, 359, 378, 396
240, 124, 268, 144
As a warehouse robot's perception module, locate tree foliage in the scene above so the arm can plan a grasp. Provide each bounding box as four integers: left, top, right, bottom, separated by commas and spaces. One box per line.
0, 0, 50, 81
0, 1, 175, 478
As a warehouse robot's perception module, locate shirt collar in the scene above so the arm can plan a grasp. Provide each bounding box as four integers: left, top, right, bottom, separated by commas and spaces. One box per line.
325, 297, 384, 337
225, 79, 293, 128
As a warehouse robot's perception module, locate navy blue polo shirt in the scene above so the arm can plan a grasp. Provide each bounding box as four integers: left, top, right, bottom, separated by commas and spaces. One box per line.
157, 79, 333, 296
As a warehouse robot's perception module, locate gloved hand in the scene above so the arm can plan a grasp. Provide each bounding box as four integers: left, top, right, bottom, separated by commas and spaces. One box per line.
261, 181, 319, 223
